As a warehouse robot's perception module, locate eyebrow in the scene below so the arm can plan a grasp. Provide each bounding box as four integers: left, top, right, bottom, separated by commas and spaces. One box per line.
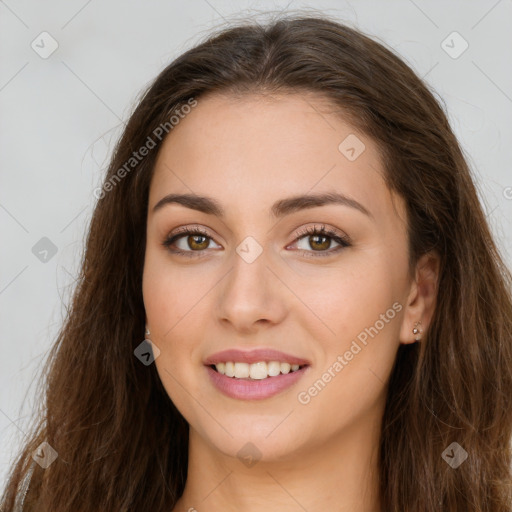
152, 191, 373, 219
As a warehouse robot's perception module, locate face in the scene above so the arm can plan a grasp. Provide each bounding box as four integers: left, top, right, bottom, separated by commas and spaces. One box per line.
142, 92, 414, 462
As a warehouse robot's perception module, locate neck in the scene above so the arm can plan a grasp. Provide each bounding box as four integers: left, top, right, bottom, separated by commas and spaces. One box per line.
172, 410, 383, 512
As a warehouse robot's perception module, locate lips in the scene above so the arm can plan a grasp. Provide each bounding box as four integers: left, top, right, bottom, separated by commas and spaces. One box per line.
204, 348, 310, 366
207, 365, 309, 400
204, 348, 311, 400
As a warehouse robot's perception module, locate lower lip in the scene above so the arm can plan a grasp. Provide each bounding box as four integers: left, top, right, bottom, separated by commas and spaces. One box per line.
206, 365, 309, 400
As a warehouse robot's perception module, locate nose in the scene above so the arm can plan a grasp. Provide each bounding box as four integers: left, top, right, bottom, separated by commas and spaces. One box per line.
215, 244, 288, 335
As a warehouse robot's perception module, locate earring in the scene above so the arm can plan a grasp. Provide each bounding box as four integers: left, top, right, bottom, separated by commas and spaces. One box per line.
412, 321, 422, 341
145, 326, 150, 336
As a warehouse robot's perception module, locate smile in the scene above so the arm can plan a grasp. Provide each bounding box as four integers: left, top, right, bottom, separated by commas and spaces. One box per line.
205, 362, 310, 400
212, 361, 305, 379
204, 348, 311, 400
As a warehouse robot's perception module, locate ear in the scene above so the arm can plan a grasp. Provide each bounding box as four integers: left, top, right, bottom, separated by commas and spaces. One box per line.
399, 251, 440, 345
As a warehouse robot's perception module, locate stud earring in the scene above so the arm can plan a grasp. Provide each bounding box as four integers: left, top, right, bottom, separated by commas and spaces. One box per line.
145, 326, 150, 336
412, 321, 422, 341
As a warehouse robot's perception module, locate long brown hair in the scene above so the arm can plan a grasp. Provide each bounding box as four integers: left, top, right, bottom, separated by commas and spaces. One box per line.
2, 13, 511, 512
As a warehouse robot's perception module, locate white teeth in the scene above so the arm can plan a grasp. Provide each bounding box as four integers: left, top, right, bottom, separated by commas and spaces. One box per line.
225, 361, 235, 377
213, 360, 305, 379
234, 362, 249, 378
267, 361, 281, 376
249, 362, 267, 380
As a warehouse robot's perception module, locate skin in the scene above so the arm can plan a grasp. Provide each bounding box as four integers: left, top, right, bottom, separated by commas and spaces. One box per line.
142, 92, 439, 512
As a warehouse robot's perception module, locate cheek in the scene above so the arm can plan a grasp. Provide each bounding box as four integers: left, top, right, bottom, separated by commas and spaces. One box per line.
141, 249, 224, 355
289, 249, 401, 341
338, 250, 403, 360
142, 252, 207, 420
142, 250, 210, 339
141, 253, 200, 398
292, 255, 402, 430
294, 248, 404, 408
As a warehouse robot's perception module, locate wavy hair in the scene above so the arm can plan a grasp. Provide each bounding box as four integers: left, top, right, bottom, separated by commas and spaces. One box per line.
2, 12, 512, 512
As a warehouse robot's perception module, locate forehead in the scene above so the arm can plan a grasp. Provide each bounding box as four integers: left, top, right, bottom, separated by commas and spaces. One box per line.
149, 92, 402, 224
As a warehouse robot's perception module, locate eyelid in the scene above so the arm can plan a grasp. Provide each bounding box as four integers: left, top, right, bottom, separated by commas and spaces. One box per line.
290, 223, 351, 246
164, 225, 221, 257
285, 224, 351, 257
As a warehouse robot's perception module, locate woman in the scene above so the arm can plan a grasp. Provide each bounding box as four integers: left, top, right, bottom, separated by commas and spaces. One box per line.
2, 13, 511, 512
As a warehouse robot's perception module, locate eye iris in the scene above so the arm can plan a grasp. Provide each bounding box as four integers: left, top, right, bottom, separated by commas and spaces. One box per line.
188, 234, 209, 250
310, 234, 330, 251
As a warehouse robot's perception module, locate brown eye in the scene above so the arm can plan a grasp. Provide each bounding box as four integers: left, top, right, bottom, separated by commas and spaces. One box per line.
162, 228, 221, 257
305, 234, 332, 251
186, 234, 210, 251
291, 224, 351, 257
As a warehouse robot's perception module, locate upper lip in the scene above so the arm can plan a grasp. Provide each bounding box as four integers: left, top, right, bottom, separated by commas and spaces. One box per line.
204, 348, 311, 366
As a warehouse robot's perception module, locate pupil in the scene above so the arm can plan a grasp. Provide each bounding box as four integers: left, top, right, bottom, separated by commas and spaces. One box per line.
190, 235, 208, 250
311, 235, 329, 250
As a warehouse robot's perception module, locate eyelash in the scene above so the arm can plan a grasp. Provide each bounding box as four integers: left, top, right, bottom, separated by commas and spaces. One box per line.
161, 224, 351, 259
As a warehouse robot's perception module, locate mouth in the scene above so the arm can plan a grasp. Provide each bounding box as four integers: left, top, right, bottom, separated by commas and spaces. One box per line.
205, 361, 311, 400
204, 348, 311, 400
208, 361, 309, 380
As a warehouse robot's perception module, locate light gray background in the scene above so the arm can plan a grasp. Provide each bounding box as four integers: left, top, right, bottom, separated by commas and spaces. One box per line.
1, 0, 511, 490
